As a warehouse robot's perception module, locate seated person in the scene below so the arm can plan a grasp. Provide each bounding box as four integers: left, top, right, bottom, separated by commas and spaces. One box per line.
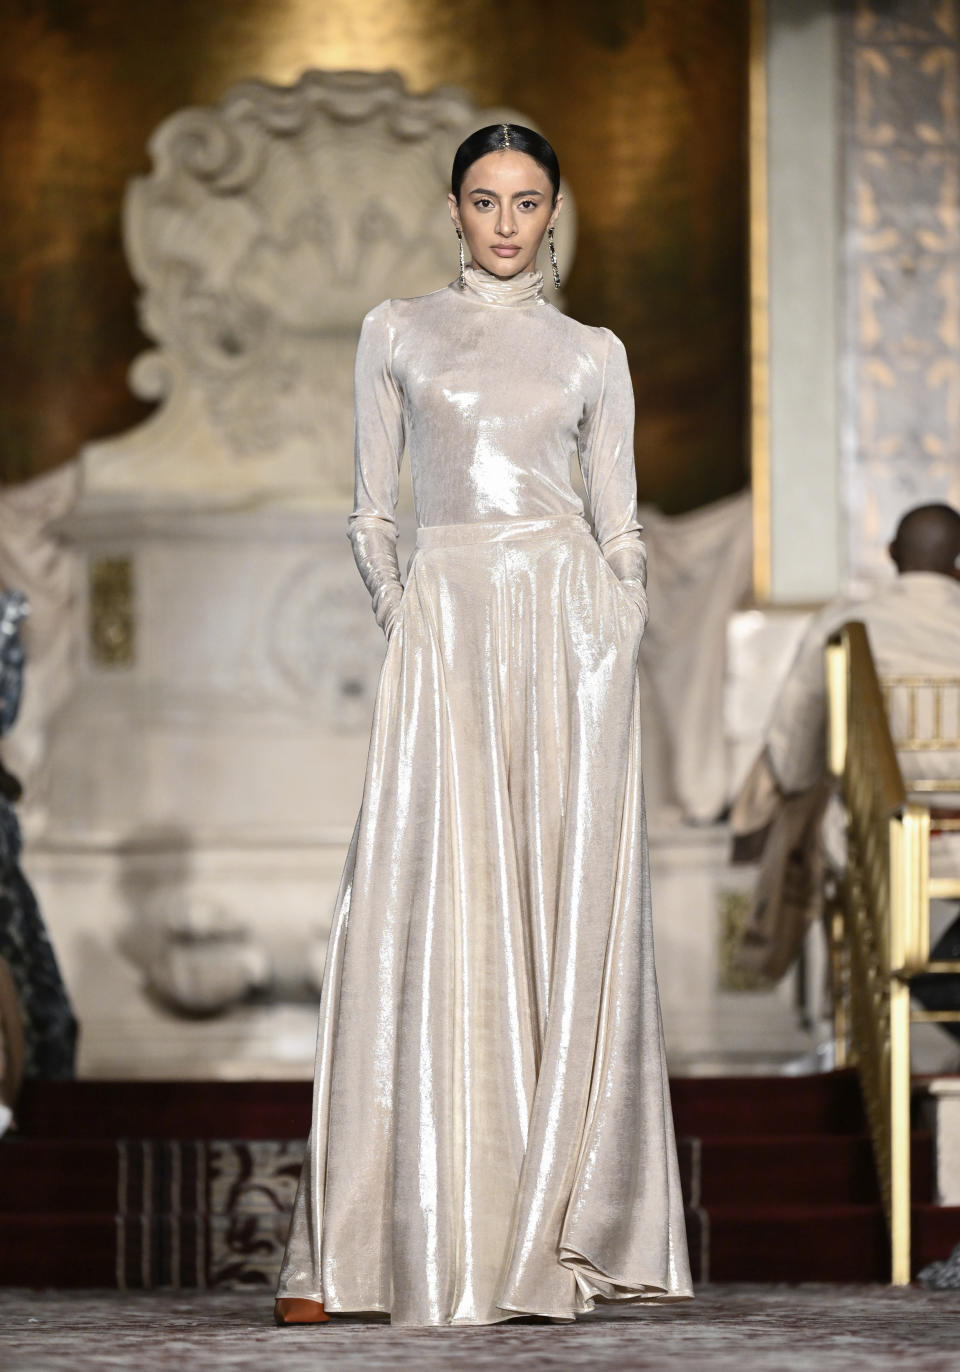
730, 502, 960, 983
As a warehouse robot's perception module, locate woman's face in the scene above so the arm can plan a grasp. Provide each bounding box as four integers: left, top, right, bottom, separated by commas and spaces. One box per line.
448, 149, 562, 280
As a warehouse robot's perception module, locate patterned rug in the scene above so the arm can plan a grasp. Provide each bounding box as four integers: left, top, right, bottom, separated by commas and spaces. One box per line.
2, 1285, 959, 1371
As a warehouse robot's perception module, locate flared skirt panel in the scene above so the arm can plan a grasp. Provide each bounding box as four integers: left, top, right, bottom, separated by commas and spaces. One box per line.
277, 513, 692, 1326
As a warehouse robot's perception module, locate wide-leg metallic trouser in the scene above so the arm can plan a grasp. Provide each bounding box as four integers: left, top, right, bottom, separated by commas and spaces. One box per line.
276, 513, 692, 1326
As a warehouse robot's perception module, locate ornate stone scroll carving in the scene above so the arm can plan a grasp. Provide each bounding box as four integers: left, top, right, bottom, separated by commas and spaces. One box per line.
81, 70, 577, 501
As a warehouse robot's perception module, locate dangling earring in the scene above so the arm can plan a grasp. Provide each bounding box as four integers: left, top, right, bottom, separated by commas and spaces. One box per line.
456, 228, 465, 287
548, 226, 561, 290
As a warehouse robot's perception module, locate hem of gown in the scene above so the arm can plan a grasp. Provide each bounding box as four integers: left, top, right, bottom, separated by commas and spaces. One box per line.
274, 1270, 695, 1327
273, 1291, 572, 1327
554, 1240, 694, 1313
495, 1287, 695, 1323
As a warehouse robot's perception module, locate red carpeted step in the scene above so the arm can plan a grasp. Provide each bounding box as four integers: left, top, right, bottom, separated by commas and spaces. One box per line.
704, 1204, 889, 1283
670, 1069, 866, 1138
2, 1208, 710, 1292
16, 1072, 864, 1141
681, 1132, 934, 1207
675, 1137, 695, 1204
0, 1216, 120, 1288
5, 1204, 950, 1290
0, 1214, 207, 1289
912, 1204, 960, 1271
684, 1206, 708, 1284
911, 1132, 936, 1204
2, 1073, 947, 1290
0, 1140, 120, 1213
13, 1081, 312, 1141
14, 1132, 907, 1217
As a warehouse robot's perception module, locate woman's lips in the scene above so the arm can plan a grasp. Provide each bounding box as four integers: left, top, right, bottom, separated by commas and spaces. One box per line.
492, 245, 521, 256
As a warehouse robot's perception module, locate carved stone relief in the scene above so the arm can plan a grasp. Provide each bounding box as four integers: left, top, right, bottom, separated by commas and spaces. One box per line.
268, 555, 391, 730
81, 69, 577, 501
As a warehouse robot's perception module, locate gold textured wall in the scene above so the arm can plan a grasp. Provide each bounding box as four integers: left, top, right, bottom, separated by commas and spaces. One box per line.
0, 0, 748, 512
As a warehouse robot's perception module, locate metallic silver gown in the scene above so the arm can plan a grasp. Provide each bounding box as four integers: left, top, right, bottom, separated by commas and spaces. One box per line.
276, 263, 693, 1326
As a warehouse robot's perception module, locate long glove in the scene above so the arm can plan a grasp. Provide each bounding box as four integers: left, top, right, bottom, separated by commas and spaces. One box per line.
346, 512, 404, 641
602, 530, 649, 632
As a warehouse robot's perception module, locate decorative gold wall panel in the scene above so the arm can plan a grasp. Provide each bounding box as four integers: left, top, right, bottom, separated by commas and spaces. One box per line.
843, 0, 960, 579
0, 0, 748, 513
89, 555, 135, 667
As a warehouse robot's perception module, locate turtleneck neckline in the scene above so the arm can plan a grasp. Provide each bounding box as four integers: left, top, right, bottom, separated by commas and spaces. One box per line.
459, 262, 544, 306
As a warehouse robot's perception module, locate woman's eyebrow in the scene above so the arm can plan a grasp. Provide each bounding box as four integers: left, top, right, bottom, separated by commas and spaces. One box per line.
467, 187, 545, 197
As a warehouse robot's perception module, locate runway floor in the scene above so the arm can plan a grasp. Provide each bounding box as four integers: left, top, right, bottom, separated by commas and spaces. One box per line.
2, 1285, 960, 1371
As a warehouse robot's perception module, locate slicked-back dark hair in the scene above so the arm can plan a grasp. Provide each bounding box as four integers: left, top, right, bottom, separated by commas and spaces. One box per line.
451, 124, 561, 205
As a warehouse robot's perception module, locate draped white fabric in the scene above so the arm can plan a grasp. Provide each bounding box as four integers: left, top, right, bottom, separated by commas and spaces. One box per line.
636, 490, 753, 823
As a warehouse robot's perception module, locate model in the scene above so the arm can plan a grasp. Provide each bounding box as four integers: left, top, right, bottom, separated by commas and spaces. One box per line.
274, 123, 692, 1328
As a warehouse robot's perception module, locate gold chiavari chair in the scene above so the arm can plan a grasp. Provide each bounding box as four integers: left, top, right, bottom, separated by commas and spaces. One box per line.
826, 624, 960, 1284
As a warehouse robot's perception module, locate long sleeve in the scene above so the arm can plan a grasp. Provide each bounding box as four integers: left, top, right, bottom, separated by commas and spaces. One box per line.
346, 301, 406, 641
578, 330, 649, 630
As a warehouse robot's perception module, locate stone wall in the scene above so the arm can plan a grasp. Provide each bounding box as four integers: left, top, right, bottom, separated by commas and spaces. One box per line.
841, 0, 960, 584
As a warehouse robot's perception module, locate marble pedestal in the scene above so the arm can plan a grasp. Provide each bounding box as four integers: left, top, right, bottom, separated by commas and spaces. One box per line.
26, 498, 395, 1077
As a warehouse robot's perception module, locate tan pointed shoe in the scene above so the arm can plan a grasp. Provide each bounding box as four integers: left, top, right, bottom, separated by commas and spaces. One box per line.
274, 1297, 331, 1325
